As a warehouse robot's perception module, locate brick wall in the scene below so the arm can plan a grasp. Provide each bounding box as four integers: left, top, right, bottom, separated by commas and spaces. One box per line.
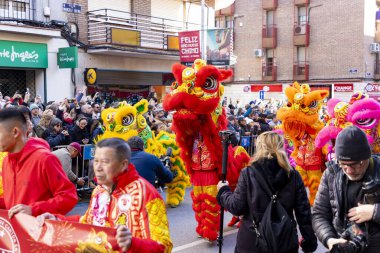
67, 0, 88, 44
132, 0, 151, 16
232, 0, 376, 84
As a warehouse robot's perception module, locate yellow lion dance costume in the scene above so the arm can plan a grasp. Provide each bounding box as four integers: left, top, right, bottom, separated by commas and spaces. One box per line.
277, 82, 329, 205
98, 99, 190, 207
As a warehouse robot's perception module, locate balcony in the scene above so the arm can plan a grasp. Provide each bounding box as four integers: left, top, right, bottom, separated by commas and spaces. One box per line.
0, 0, 34, 20
293, 62, 309, 81
87, 9, 201, 57
294, 23, 310, 46
262, 0, 278, 10
375, 60, 380, 80
262, 25, 277, 48
294, 0, 310, 6
262, 62, 277, 81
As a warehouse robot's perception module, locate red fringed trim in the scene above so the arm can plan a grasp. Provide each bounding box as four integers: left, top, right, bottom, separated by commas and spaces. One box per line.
201, 202, 220, 213
202, 212, 220, 225
202, 228, 218, 241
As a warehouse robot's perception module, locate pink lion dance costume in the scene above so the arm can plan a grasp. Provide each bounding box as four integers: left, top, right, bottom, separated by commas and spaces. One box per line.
163, 59, 249, 241
315, 98, 351, 160
347, 97, 380, 154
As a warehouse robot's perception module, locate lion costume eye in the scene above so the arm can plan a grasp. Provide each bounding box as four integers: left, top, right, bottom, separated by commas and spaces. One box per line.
203, 76, 218, 91
122, 114, 134, 126
309, 100, 318, 109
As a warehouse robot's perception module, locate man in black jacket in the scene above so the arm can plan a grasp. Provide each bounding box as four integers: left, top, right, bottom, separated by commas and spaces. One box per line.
313, 126, 380, 253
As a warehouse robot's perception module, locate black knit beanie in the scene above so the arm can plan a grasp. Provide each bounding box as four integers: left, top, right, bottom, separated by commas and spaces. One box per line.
335, 125, 371, 161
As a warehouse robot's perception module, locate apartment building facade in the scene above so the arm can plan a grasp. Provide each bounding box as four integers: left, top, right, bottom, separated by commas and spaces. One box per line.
222, 0, 380, 105
0, 0, 214, 102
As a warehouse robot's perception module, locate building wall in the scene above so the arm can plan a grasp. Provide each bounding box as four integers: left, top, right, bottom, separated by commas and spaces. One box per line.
132, 0, 151, 16
233, 0, 377, 83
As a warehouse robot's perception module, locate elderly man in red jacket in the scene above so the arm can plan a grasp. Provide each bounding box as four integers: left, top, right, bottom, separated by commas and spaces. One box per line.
0, 107, 77, 217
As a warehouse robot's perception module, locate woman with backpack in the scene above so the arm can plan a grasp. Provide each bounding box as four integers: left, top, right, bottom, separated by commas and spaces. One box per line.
217, 131, 317, 253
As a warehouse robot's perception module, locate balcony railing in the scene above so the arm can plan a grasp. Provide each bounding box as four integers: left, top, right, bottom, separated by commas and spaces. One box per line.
262, 0, 278, 10
87, 9, 201, 52
0, 0, 34, 20
262, 62, 277, 81
294, 0, 310, 6
262, 25, 277, 48
293, 61, 309, 80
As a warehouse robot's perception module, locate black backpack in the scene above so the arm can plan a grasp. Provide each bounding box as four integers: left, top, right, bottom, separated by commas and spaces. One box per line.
251, 166, 298, 253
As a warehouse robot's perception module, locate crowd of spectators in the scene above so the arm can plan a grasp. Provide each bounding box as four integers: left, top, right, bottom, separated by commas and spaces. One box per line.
0, 88, 286, 153
223, 98, 283, 147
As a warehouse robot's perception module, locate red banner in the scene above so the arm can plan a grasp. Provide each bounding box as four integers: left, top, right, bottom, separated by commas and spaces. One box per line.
178, 30, 201, 63
251, 84, 282, 92
0, 210, 121, 252
334, 83, 353, 92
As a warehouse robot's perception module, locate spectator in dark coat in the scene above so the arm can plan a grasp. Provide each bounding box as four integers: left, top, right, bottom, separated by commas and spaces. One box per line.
43, 118, 71, 148
127, 136, 173, 187
313, 126, 380, 252
69, 117, 90, 145
217, 131, 317, 253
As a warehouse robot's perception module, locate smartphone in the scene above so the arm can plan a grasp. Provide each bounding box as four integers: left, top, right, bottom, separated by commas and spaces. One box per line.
68, 99, 75, 103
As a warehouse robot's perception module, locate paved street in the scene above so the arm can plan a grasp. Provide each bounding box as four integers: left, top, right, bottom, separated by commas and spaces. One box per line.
70, 187, 328, 253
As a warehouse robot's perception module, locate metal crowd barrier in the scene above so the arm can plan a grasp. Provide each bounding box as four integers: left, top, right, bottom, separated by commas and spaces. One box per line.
52, 144, 95, 193
239, 134, 258, 157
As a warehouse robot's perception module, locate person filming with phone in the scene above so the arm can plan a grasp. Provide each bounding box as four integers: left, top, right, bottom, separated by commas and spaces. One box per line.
313, 126, 380, 253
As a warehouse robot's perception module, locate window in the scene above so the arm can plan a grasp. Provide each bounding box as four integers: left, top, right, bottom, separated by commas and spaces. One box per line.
0, 0, 30, 19
296, 47, 306, 74
265, 49, 274, 75
0, 0, 9, 10
13, 0, 26, 12
225, 16, 233, 28
298, 7, 307, 25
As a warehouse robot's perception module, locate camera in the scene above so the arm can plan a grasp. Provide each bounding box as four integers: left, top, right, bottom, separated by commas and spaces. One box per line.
68, 99, 75, 103
330, 222, 367, 253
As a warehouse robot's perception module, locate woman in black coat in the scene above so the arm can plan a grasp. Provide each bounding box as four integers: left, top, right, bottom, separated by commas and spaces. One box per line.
217, 131, 317, 253
69, 117, 90, 145
42, 118, 71, 148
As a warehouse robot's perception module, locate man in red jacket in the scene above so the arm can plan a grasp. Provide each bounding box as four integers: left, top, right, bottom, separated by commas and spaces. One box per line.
0, 107, 78, 217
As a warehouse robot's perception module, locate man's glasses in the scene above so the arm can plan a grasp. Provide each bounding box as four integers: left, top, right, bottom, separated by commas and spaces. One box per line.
337, 160, 363, 170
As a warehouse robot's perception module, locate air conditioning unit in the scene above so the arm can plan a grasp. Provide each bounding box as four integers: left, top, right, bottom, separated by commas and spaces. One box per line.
294, 25, 306, 35
254, 49, 263, 58
370, 43, 380, 53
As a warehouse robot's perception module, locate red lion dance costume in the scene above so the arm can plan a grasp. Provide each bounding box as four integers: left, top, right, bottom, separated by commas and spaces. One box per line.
163, 59, 249, 241
277, 82, 329, 205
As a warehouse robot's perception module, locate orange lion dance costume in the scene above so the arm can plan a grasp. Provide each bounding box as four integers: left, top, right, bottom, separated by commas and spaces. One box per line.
277, 82, 329, 205
163, 59, 249, 241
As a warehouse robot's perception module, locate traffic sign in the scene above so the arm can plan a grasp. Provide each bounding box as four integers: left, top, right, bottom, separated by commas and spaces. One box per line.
259, 90, 265, 100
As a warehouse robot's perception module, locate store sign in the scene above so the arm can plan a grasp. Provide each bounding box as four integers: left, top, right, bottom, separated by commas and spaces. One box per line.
178, 30, 201, 64
334, 83, 353, 92
0, 40, 48, 68
57, 46, 78, 68
364, 83, 380, 93
84, 68, 97, 85
251, 84, 282, 92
